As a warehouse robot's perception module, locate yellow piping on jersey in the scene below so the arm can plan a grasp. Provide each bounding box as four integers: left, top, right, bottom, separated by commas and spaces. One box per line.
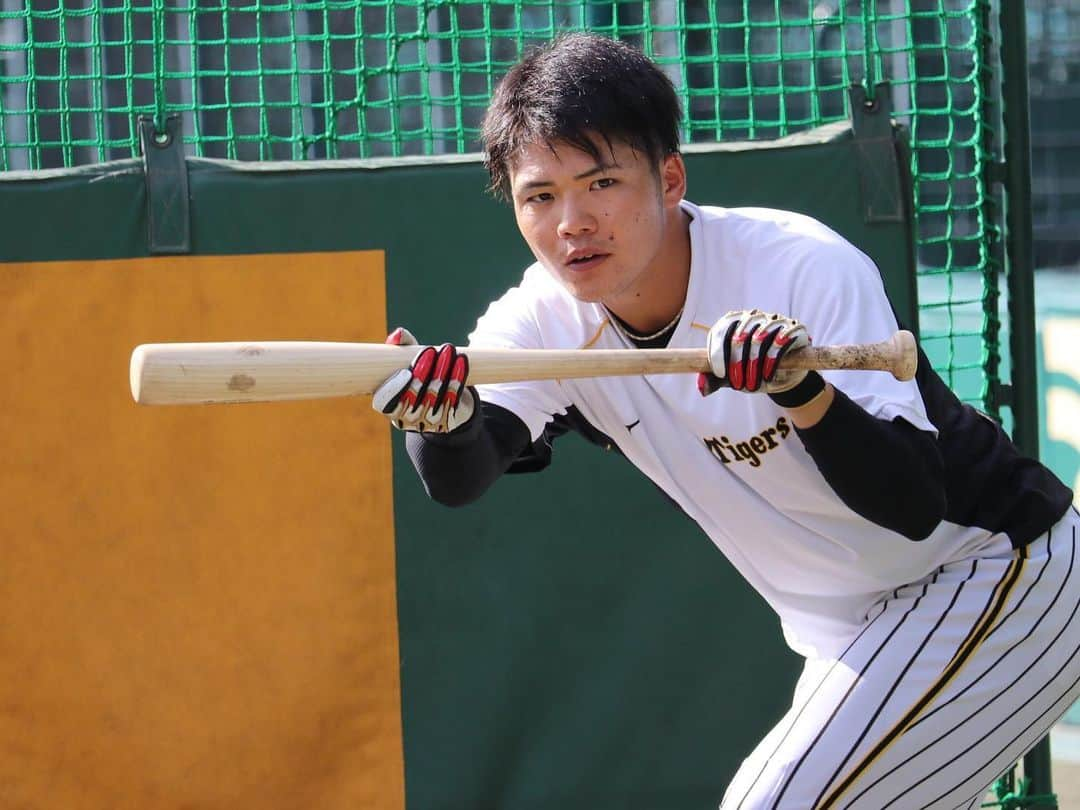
580, 319, 614, 349
815, 546, 1029, 809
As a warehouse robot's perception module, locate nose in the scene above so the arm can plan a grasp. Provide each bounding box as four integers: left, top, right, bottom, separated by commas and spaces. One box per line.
557, 196, 597, 238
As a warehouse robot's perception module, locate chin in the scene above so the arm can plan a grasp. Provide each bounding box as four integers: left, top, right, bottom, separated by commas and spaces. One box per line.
543, 268, 605, 303
565, 287, 604, 303
560, 281, 609, 304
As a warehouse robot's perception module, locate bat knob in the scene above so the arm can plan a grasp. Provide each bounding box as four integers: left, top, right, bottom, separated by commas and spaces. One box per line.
891, 330, 918, 382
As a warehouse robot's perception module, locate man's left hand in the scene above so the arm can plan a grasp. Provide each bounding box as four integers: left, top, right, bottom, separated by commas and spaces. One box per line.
700, 309, 811, 396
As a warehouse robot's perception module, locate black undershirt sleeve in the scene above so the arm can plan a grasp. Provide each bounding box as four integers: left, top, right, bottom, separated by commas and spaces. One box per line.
405, 398, 532, 507
405, 372, 948, 540
793, 385, 946, 541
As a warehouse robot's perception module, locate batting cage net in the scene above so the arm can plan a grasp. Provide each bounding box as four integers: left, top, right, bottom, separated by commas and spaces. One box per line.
0, 0, 1053, 803
0, 1, 1007, 404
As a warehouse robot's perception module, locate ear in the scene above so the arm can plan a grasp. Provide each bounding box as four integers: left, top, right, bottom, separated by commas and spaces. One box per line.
659, 153, 687, 208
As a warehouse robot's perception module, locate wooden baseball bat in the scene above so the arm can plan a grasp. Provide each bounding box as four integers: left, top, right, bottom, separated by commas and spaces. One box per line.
129, 330, 917, 405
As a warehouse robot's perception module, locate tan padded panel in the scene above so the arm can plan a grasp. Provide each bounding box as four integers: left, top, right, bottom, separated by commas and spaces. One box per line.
0, 253, 403, 810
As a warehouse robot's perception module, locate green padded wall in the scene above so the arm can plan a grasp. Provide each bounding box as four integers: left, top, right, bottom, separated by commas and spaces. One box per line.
0, 119, 916, 809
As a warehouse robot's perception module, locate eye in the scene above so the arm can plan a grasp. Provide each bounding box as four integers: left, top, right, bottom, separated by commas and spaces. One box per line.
591, 177, 617, 190
524, 191, 553, 204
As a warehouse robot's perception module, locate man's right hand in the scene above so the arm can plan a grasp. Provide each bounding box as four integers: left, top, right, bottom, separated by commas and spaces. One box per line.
371, 327, 476, 433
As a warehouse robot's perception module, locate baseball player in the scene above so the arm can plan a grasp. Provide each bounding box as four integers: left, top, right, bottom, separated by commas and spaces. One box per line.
373, 33, 1080, 809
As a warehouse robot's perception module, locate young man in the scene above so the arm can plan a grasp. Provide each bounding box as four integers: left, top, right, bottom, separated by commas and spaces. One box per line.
372, 33, 1080, 809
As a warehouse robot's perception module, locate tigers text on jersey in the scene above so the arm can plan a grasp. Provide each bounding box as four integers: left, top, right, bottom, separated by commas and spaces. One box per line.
467, 201, 1037, 659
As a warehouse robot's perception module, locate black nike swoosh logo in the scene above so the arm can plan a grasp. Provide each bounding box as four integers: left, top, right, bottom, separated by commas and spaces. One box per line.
626, 420, 640, 432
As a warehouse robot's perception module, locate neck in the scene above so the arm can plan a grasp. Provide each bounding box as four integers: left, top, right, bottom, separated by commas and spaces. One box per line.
603, 206, 692, 334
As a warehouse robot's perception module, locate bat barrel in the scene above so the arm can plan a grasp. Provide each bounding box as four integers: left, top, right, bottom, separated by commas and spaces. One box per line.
130, 342, 417, 405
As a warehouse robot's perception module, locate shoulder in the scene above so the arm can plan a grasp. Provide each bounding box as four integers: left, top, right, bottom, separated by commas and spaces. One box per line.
501, 262, 583, 318
691, 202, 878, 285
470, 262, 605, 349
693, 203, 850, 251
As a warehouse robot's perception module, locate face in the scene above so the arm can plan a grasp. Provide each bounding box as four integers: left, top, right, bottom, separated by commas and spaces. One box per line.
508, 136, 686, 309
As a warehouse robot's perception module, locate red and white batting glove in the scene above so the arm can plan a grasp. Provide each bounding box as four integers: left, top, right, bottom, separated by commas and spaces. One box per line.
700, 309, 811, 396
371, 327, 476, 433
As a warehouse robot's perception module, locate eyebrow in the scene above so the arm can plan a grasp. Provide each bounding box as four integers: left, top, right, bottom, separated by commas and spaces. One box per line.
515, 162, 617, 194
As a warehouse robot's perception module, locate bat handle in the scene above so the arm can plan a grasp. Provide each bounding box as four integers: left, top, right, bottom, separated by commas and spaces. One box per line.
782, 329, 918, 381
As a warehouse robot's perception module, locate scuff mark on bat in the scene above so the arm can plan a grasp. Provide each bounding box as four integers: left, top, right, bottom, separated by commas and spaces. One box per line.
228, 374, 256, 391
239, 345, 264, 356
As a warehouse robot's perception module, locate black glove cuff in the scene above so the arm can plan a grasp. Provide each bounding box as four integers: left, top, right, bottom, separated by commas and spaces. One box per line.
768, 371, 826, 409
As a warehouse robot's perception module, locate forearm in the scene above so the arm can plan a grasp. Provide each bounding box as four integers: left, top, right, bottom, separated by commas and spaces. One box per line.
787, 380, 946, 540
405, 400, 531, 507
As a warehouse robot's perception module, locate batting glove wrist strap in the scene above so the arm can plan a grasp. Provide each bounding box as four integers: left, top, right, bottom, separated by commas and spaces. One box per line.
767, 370, 826, 409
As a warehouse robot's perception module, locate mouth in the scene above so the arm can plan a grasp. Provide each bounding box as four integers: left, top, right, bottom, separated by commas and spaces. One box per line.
564, 251, 610, 271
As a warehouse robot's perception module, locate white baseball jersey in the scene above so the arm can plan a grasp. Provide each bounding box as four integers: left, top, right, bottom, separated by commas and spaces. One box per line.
461, 200, 1080, 807
470, 201, 993, 660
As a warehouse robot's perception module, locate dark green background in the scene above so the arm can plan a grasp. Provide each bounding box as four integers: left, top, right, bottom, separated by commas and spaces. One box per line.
1, 122, 916, 809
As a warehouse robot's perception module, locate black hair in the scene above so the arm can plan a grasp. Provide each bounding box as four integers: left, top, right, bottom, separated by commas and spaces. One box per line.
481, 32, 682, 199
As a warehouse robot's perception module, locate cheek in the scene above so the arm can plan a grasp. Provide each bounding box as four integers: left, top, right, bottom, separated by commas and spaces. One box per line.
515, 214, 554, 258
608, 190, 654, 234
513, 210, 539, 241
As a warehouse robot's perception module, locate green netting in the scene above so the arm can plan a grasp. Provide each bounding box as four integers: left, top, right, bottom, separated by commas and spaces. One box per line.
0, 0, 1004, 411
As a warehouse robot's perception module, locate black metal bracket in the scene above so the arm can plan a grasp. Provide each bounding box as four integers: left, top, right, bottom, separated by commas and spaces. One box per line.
990, 381, 1014, 410
139, 115, 191, 254
849, 83, 904, 224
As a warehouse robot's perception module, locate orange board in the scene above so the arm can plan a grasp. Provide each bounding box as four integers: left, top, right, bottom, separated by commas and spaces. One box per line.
0, 253, 403, 809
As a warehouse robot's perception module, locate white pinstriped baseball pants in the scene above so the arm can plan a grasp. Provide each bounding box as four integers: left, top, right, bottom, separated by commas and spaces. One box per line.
721, 508, 1080, 810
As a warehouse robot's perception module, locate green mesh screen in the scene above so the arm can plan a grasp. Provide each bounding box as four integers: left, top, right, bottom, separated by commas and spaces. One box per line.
0, 0, 1002, 410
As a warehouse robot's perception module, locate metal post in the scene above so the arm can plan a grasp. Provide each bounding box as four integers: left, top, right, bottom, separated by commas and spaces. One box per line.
999, 1, 1055, 804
